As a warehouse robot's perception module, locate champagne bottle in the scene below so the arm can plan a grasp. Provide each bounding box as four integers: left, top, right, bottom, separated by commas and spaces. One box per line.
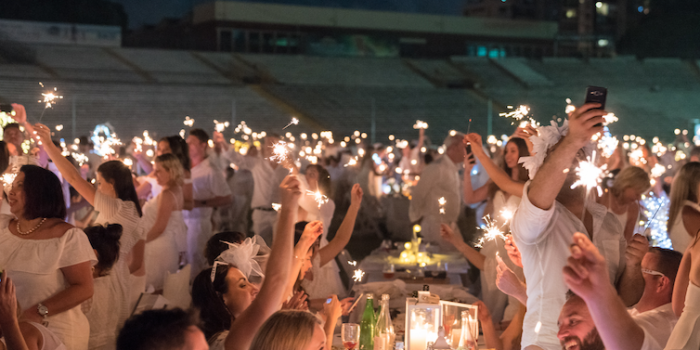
374, 294, 395, 350
360, 294, 376, 350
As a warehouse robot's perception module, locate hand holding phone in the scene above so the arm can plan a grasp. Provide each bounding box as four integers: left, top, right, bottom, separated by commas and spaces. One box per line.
584, 86, 607, 127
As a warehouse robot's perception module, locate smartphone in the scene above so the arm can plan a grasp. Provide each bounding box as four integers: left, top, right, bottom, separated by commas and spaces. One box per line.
326, 298, 332, 304
584, 86, 607, 127
0, 104, 12, 114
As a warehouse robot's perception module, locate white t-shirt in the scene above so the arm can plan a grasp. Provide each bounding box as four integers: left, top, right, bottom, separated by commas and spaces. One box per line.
224, 151, 287, 209
511, 182, 626, 350
629, 303, 677, 348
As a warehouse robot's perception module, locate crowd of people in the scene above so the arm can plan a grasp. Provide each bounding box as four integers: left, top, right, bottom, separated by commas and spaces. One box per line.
0, 99, 699, 350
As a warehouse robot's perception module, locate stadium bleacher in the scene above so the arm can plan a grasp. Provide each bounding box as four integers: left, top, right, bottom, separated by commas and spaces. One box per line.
1, 44, 700, 142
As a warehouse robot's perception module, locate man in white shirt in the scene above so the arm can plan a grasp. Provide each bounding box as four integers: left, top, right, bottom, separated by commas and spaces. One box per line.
561, 232, 676, 350
185, 129, 233, 276
409, 132, 464, 248
511, 104, 645, 350
215, 132, 288, 246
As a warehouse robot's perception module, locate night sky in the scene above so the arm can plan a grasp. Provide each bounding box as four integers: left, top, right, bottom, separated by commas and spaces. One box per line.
110, 0, 465, 28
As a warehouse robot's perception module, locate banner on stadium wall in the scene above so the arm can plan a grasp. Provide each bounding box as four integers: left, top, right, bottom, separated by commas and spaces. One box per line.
307, 34, 399, 57
0, 19, 121, 47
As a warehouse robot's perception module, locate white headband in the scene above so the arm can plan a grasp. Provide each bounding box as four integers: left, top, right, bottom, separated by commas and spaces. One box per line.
210, 235, 270, 283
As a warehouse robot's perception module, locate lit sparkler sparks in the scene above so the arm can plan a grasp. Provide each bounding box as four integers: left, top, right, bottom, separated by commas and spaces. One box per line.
499, 105, 530, 123
500, 208, 514, 223
352, 269, 365, 282
1, 173, 17, 190
214, 120, 230, 133
413, 120, 429, 129
271, 203, 281, 211
570, 151, 608, 197
306, 190, 329, 208
55, 125, 63, 131
603, 113, 618, 126
598, 132, 618, 158
438, 197, 446, 215
475, 215, 506, 248
651, 163, 666, 178
183, 116, 194, 127
283, 117, 299, 129
268, 141, 289, 163
348, 261, 357, 266
344, 157, 358, 167
565, 98, 576, 114
38, 83, 63, 122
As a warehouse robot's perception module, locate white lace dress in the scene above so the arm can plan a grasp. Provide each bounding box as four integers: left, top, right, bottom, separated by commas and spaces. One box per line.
141, 190, 186, 290
0, 215, 97, 350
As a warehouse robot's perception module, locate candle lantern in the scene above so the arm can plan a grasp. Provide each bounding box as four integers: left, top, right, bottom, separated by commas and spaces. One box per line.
405, 295, 441, 350
438, 301, 478, 348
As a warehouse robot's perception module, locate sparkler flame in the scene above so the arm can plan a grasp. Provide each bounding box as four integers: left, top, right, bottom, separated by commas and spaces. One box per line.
348, 261, 357, 266
306, 190, 329, 208
603, 113, 618, 126
570, 151, 608, 197
271, 203, 281, 211
39, 86, 63, 109
352, 269, 365, 282
500, 208, 514, 223
183, 116, 194, 127
499, 105, 530, 123
283, 117, 299, 129
214, 120, 230, 133
268, 141, 289, 163
413, 120, 429, 129
475, 215, 506, 248
1, 173, 16, 190
438, 197, 446, 215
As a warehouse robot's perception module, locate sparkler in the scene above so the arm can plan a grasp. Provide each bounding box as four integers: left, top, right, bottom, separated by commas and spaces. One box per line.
348, 261, 357, 266
306, 190, 329, 208
183, 116, 194, 127
650, 163, 666, 178
55, 125, 63, 131
38, 83, 63, 122
570, 151, 608, 197
475, 215, 506, 248
438, 197, 446, 215
283, 117, 299, 129
499, 105, 530, 123
271, 203, 281, 211
565, 98, 576, 114
214, 120, 230, 133
352, 269, 365, 282
603, 113, 618, 126
598, 133, 618, 158
268, 141, 289, 164
1, 173, 16, 191
413, 120, 429, 129
499, 208, 514, 223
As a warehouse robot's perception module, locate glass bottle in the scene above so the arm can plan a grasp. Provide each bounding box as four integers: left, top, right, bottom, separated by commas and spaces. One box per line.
456, 310, 478, 350
374, 294, 395, 350
360, 293, 376, 350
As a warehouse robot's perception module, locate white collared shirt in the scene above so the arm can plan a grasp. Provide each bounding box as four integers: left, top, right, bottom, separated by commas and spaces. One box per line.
185, 157, 232, 219
225, 150, 288, 209
511, 181, 626, 350
409, 155, 461, 224
629, 303, 677, 348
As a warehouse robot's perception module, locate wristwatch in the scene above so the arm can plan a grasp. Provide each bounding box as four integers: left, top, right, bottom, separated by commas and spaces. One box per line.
37, 303, 49, 320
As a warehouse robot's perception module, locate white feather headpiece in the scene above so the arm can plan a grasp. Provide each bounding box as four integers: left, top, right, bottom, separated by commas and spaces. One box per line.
210, 235, 270, 283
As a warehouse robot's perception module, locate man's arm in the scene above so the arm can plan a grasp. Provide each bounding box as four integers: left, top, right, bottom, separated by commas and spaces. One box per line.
564, 232, 647, 350
616, 234, 647, 306
527, 104, 605, 210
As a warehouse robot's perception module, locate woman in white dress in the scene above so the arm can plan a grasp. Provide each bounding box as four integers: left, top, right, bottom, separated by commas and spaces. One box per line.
36, 123, 143, 329
82, 224, 123, 350
0, 165, 96, 350
667, 162, 700, 253
141, 154, 187, 291
0, 272, 67, 350
454, 132, 531, 325
667, 233, 700, 349
597, 166, 649, 241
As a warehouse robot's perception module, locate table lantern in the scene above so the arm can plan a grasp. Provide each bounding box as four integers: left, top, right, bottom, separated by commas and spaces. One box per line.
438, 301, 478, 348
405, 293, 441, 350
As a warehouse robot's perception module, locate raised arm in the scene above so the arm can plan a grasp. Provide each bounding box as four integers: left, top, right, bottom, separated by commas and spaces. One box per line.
616, 234, 646, 306
0, 273, 30, 350
283, 221, 323, 303
461, 147, 489, 205
34, 123, 96, 204
472, 301, 503, 350
673, 247, 692, 316
527, 104, 605, 210
440, 223, 485, 270
563, 232, 647, 350
465, 133, 524, 198
318, 184, 362, 266
226, 175, 300, 350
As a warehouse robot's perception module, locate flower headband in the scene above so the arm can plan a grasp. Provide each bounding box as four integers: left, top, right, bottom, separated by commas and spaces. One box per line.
518, 119, 595, 180
210, 235, 270, 283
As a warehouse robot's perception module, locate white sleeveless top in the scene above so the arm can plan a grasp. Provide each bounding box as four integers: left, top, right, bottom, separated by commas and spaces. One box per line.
1, 322, 67, 350
669, 200, 700, 253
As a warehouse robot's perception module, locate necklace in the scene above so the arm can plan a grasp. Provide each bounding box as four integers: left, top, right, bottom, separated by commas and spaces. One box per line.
16, 218, 47, 235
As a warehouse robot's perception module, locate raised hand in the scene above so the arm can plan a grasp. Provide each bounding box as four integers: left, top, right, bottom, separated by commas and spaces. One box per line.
323, 295, 343, 322
565, 103, 606, 148
465, 133, 485, 157
33, 123, 53, 146
282, 291, 309, 311
562, 232, 612, 301
440, 223, 463, 246
298, 220, 323, 250
625, 234, 649, 268
339, 297, 355, 316
279, 175, 302, 208
504, 235, 523, 268
10, 103, 26, 125
0, 272, 18, 326
350, 183, 363, 208
472, 300, 492, 323
496, 254, 526, 304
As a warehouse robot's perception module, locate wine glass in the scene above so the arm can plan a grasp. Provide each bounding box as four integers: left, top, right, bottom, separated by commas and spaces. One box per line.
341, 323, 360, 350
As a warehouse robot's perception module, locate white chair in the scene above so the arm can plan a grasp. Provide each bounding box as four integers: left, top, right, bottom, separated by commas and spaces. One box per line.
162, 264, 192, 310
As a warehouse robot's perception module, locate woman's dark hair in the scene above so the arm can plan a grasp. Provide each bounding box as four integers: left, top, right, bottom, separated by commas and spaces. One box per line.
0, 141, 9, 175
160, 136, 191, 171
305, 164, 332, 198
19, 165, 66, 220
192, 266, 232, 340
85, 224, 123, 276
97, 161, 143, 217
205, 231, 246, 266
488, 137, 530, 199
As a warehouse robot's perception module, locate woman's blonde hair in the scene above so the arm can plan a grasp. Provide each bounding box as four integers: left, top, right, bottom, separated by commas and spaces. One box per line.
249, 311, 321, 350
611, 166, 650, 198
668, 162, 700, 233
156, 153, 184, 186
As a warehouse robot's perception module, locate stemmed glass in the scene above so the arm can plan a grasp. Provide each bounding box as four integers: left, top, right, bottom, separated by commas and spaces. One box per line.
341, 323, 360, 350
